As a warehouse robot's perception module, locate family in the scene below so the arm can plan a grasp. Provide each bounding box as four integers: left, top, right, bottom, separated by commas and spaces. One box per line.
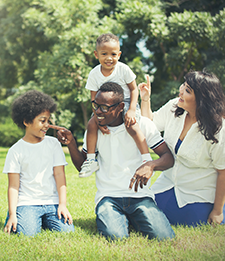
3, 33, 225, 240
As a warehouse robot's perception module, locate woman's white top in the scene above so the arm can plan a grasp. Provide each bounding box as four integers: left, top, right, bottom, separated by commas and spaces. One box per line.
151, 98, 225, 207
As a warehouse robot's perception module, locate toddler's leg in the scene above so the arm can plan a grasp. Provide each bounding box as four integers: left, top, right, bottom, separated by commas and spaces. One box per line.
79, 117, 99, 178
126, 123, 151, 163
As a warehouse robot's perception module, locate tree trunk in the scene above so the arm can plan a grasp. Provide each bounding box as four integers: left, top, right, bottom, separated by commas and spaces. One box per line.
80, 101, 89, 130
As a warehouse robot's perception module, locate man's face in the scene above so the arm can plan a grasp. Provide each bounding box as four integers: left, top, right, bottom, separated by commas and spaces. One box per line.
93, 91, 124, 127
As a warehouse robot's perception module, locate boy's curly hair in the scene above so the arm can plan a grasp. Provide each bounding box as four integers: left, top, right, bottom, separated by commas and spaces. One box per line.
12, 90, 57, 129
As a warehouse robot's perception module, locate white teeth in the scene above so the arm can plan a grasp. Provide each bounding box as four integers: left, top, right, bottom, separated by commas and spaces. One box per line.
98, 116, 104, 120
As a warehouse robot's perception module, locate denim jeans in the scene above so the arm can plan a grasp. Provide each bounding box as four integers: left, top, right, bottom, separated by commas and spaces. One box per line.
5, 204, 74, 236
96, 197, 175, 240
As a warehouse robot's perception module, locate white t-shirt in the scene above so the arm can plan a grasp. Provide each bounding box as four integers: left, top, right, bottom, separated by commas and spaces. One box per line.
3, 136, 67, 206
151, 98, 225, 207
85, 61, 136, 99
82, 116, 164, 206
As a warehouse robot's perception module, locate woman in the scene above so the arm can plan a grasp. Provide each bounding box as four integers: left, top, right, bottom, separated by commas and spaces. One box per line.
139, 70, 225, 226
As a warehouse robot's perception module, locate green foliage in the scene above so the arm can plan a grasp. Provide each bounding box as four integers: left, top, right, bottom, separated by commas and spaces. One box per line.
0, 118, 24, 147
0, 0, 225, 134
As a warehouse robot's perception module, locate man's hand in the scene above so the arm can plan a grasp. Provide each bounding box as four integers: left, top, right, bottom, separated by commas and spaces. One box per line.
129, 161, 154, 192
49, 125, 73, 145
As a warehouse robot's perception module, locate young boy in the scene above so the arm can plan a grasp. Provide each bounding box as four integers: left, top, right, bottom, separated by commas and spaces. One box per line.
79, 33, 150, 177
3, 90, 74, 236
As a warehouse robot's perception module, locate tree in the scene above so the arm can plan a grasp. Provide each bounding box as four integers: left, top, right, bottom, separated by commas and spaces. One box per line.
117, 0, 225, 110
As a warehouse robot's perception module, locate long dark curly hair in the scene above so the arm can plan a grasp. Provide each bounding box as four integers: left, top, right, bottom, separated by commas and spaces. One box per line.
174, 70, 225, 143
12, 90, 57, 129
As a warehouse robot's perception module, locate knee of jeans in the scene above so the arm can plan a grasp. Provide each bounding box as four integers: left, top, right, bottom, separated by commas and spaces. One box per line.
96, 200, 128, 240
96, 218, 128, 241
16, 222, 41, 237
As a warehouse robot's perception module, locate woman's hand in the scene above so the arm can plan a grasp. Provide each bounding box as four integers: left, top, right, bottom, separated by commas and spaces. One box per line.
207, 209, 223, 225
138, 75, 151, 101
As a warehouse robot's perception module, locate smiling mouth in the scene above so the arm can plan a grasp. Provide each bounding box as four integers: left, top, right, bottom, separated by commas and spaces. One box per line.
97, 116, 105, 120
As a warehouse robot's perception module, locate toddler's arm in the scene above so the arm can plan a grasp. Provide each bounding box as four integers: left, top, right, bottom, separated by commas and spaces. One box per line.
126, 80, 139, 128
4, 173, 19, 234
54, 165, 73, 225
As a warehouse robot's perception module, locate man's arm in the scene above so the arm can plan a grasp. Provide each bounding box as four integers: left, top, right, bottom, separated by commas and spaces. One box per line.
49, 125, 87, 171
129, 142, 174, 192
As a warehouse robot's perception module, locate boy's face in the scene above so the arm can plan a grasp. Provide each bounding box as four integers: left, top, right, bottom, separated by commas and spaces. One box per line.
23, 110, 51, 143
94, 40, 121, 76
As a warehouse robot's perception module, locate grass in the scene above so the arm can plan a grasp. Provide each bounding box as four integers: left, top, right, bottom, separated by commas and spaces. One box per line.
0, 147, 225, 260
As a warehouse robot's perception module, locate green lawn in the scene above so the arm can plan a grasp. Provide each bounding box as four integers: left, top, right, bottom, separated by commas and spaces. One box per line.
0, 147, 225, 260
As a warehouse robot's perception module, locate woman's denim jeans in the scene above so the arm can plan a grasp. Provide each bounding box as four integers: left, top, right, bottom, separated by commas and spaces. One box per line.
96, 197, 175, 240
5, 204, 74, 236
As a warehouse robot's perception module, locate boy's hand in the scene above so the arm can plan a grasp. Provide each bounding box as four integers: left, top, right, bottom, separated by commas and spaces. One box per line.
138, 75, 151, 101
4, 215, 17, 235
57, 204, 73, 225
49, 125, 73, 145
124, 109, 136, 128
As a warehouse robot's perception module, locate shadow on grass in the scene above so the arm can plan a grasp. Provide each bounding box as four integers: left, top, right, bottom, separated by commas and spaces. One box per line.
73, 217, 98, 235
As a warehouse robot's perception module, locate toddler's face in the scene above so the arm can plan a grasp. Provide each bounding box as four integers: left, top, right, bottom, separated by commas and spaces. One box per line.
94, 40, 121, 76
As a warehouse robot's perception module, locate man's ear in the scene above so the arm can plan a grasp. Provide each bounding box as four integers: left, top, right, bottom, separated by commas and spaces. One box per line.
118, 102, 124, 112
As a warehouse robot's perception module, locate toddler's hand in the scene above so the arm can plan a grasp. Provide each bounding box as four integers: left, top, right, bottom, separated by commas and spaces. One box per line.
99, 125, 110, 135
138, 75, 151, 101
125, 109, 136, 128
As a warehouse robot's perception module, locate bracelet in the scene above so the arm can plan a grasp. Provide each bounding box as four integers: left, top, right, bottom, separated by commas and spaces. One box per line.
142, 99, 150, 102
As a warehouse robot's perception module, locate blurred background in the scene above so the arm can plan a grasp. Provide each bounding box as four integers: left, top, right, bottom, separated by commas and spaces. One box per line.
0, 0, 225, 146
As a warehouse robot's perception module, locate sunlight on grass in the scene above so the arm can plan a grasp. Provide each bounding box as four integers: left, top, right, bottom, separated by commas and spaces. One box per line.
0, 147, 225, 260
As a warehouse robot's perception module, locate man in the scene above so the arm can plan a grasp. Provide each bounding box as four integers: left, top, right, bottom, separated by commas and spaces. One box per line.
51, 82, 175, 240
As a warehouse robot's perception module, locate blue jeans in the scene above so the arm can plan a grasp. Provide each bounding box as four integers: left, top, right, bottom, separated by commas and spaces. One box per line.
5, 204, 75, 236
155, 188, 225, 226
96, 197, 175, 241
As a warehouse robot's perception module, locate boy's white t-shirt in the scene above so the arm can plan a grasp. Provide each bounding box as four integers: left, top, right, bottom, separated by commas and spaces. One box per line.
3, 136, 67, 206
85, 61, 136, 99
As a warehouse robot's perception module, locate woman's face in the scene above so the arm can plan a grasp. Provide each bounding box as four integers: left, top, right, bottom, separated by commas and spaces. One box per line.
177, 82, 197, 114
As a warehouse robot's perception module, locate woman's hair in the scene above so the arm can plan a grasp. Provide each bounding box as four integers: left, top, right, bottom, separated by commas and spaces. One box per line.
174, 69, 225, 143
12, 90, 57, 129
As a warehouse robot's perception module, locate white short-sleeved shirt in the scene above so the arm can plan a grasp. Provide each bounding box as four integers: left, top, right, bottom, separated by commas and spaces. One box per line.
82, 116, 164, 206
85, 61, 136, 99
151, 98, 225, 207
3, 136, 67, 206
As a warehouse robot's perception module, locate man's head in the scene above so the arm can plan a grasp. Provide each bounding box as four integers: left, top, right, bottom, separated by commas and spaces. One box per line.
92, 82, 124, 127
